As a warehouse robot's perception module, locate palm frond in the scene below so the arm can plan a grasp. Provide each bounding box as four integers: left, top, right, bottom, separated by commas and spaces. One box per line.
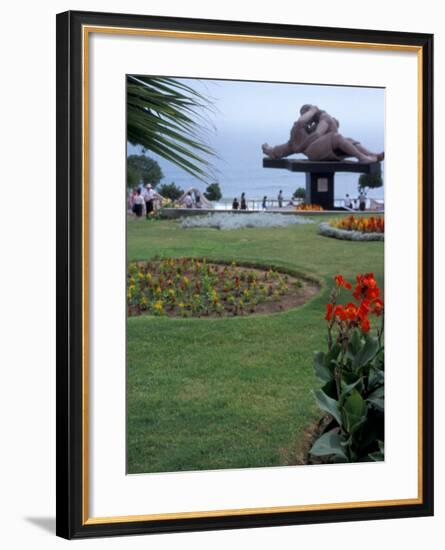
127, 76, 217, 182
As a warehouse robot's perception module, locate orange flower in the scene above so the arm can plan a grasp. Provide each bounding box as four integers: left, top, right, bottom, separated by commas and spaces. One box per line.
359, 299, 371, 317
330, 215, 384, 233
367, 288, 380, 301
353, 273, 380, 301
372, 298, 384, 316
334, 305, 348, 321
353, 285, 362, 301
334, 274, 352, 290
325, 303, 334, 321
362, 274, 377, 289
360, 317, 370, 332
324, 272, 384, 334
344, 302, 359, 321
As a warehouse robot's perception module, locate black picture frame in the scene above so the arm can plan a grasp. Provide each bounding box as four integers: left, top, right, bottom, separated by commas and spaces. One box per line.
56, 10, 434, 539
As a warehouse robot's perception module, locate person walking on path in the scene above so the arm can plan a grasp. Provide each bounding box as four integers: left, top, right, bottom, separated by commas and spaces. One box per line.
359, 190, 366, 211
262, 196, 268, 210
240, 192, 247, 210
232, 197, 239, 210
278, 190, 283, 208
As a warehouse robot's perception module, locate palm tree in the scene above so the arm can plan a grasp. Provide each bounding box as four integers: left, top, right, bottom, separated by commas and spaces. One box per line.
127, 75, 216, 182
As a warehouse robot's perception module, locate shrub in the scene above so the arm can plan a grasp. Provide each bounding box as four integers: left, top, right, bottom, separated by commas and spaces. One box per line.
293, 187, 306, 200
309, 273, 384, 463
204, 182, 222, 201
157, 182, 184, 201
358, 166, 383, 193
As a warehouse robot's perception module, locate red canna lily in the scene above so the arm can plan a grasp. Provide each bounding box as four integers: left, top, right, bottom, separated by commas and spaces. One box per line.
325, 303, 334, 321
334, 305, 348, 321
359, 299, 371, 317
372, 298, 384, 316
325, 273, 383, 335
360, 317, 371, 332
344, 302, 359, 321
335, 274, 352, 290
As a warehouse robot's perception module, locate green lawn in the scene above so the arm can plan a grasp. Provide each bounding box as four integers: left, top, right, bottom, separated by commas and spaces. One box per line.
127, 215, 384, 473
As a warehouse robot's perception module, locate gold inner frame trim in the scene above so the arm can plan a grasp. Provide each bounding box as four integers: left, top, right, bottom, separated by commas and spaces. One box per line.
81, 25, 424, 525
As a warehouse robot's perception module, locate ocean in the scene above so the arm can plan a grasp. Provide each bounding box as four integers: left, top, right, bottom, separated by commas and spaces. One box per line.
127, 125, 385, 204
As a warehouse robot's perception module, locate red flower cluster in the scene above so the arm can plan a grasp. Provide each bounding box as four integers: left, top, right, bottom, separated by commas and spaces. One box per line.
334, 274, 352, 290
325, 273, 383, 333
295, 203, 324, 211
331, 215, 384, 234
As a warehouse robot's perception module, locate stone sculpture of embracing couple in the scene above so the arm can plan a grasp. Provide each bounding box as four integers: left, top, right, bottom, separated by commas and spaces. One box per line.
262, 104, 384, 163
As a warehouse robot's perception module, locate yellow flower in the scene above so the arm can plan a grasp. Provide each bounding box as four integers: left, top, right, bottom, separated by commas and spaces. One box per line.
153, 300, 164, 311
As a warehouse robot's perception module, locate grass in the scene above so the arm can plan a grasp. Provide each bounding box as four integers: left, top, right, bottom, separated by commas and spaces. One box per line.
127, 215, 384, 473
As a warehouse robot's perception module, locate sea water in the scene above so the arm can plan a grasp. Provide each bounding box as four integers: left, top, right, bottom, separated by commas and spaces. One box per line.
128, 126, 385, 204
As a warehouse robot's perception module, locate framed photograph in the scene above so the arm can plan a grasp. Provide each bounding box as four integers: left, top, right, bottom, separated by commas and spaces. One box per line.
56, 10, 434, 539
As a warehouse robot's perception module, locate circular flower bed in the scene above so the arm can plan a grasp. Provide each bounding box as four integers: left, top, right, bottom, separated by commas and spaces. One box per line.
319, 215, 384, 241
331, 215, 384, 233
127, 258, 319, 317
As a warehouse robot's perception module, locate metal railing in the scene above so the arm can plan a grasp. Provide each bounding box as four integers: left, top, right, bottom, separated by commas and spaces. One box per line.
214, 197, 384, 211
215, 197, 304, 210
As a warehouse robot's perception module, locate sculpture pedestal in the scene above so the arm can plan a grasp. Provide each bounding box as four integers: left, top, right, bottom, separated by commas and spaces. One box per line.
263, 158, 382, 210
305, 172, 334, 210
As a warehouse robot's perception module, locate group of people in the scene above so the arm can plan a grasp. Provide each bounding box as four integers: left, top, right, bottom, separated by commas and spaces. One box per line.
129, 183, 161, 218
183, 191, 201, 208
129, 185, 216, 217
345, 192, 368, 211
231, 190, 288, 211
178, 188, 214, 209
230, 190, 370, 212
130, 183, 371, 216
231, 192, 248, 211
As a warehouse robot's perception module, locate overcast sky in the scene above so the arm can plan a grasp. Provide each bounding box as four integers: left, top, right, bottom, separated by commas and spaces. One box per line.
128, 77, 385, 199
177, 77, 385, 142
